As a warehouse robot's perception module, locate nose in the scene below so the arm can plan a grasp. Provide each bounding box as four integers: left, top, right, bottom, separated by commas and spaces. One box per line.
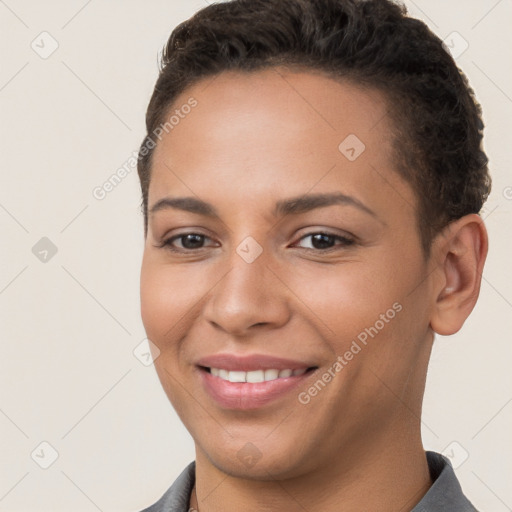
203, 251, 291, 337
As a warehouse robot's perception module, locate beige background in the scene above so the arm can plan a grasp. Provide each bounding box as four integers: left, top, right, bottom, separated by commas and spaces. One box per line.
0, 0, 511, 510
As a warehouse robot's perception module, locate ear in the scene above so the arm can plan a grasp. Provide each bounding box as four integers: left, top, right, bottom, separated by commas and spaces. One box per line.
429, 214, 488, 336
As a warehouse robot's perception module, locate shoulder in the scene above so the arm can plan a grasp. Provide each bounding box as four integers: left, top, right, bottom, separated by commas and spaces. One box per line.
412, 451, 479, 512
138, 461, 196, 512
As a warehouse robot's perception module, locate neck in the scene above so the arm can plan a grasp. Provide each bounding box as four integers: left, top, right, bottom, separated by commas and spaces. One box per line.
191, 424, 432, 512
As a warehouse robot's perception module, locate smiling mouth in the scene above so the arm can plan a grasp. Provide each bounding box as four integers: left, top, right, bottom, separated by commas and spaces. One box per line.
197, 363, 319, 410
200, 366, 318, 383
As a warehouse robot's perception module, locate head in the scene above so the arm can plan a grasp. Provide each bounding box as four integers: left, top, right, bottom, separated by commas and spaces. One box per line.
138, 0, 489, 480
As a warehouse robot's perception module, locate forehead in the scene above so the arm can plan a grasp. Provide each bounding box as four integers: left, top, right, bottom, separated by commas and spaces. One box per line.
155, 68, 391, 157
148, 68, 416, 222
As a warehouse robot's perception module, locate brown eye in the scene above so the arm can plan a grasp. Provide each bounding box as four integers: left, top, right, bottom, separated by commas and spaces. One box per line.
295, 232, 355, 251
159, 232, 218, 252
175, 234, 206, 249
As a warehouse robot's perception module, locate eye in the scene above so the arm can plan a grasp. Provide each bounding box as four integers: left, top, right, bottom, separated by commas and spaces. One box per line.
156, 231, 355, 253
158, 233, 217, 252
293, 232, 355, 251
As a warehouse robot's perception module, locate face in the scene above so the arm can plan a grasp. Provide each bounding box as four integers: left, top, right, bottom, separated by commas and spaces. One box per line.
140, 69, 436, 480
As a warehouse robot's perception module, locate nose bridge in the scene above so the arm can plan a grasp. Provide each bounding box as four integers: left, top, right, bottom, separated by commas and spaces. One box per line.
217, 244, 272, 313
204, 239, 290, 334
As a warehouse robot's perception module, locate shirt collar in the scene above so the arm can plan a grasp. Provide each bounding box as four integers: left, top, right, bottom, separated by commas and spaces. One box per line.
142, 451, 477, 512
411, 451, 478, 511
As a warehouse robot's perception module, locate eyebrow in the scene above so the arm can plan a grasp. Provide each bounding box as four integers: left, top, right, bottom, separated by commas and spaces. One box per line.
149, 192, 379, 221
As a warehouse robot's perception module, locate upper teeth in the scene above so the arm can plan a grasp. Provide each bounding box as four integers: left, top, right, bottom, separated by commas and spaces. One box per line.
210, 368, 307, 383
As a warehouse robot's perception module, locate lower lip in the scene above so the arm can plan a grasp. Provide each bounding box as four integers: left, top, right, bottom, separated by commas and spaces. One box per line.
198, 368, 314, 410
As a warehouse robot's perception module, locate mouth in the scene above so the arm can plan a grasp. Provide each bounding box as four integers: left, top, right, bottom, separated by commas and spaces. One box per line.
200, 366, 316, 382
195, 355, 318, 410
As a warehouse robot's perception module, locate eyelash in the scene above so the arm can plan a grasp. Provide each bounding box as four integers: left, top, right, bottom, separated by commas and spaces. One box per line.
156, 231, 355, 253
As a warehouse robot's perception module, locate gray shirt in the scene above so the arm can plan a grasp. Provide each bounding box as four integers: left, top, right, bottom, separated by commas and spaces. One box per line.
140, 451, 478, 511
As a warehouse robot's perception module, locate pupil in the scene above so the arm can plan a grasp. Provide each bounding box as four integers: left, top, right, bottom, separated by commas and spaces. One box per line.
312, 233, 334, 249
183, 234, 204, 249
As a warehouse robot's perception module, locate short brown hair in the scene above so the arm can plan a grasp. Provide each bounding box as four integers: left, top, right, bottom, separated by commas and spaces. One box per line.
137, 0, 491, 257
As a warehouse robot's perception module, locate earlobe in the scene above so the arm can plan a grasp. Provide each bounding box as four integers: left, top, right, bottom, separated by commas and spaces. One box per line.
429, 214, 488, 336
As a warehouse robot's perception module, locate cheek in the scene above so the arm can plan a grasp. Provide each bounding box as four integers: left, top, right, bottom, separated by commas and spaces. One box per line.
140, 261, 167, 338
140, 256, 205, 342
290, 256, 423, 379
290, 263, 400, 337
140, 256, 182, 341
140, 258, 204, 403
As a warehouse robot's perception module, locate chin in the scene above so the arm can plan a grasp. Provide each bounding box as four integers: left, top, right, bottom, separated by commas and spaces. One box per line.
198, 434, 314, 481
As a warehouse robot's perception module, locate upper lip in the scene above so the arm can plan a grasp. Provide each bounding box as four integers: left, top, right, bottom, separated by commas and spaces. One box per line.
195, 353, 316, 372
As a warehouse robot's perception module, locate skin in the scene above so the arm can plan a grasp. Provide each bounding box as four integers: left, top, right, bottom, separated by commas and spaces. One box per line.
140, 68, 488, 512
